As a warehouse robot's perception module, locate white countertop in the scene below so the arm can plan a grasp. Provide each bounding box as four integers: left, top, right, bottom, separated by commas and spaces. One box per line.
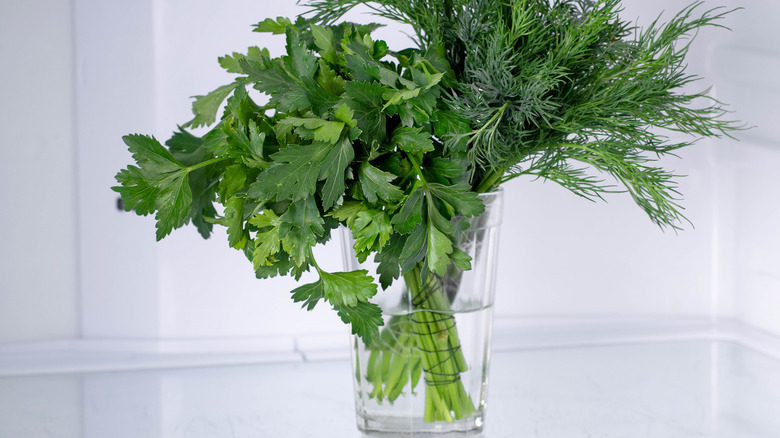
2, 321, 780, 437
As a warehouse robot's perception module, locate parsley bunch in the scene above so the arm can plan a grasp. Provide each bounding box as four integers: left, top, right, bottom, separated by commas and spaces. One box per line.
114, 20, 484, 346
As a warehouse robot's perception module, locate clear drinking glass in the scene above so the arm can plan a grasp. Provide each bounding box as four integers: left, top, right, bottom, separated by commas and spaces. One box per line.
341, 191, 503, 436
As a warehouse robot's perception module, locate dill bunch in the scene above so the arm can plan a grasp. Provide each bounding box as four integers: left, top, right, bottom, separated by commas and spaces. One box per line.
304, 0, 742, 229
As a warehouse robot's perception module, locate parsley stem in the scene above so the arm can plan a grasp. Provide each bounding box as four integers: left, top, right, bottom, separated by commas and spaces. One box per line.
401, 265, 476, 422
186, 157, 228, 172
406, 154, 427, 185
475, 168, 504, 193
307, 247, 322, 272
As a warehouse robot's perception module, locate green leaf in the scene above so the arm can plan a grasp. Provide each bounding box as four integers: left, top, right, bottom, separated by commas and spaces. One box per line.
164, 130, 218, 238
219, 53, 244, 74
392, 126, 434, 154
334, 104, 357, 128
254, 17, 293, 34
113, 135, 194, 240
250, 210, 283, 269
425, 195, 455, 235
277, 85, 311, 113
428, 158, 467, 182
249, 143, 328, 202
391, 187, 424, 234
285, 27, 317, 80
410, 65, 443, 90
329, 200, 366, 228
113, 166, 159, 216
248, 208, 279, 229
165, 128, 202, 156
219, 47, 270, 74
343, 38, 398, 86
290, 269, 383, 345
247, 120, 266, 162
301, 78, 341, 116
359, 162, 403, 204
311, 24, 338, 64
399, 222, 427, 273
249, 61, 295, 95
374, 233, 405, 289
334, 300, 383, 346
291, 280, 324, 311
279, 197, 325, 266
186, 82, 240, 128
449, 247, 472, 271
249, 136, 351, 208
154, 170, 192, 241
122, 134, 182, 174
427, 183, 485, 217
433, 109, 471, 138
225, 84, 262, 129
224, 197, 246, 249
278, 117, 345, 145
319, 137, 354, 210
188, 169, 218, 239
383, 87, 420, 110
320, 269, 378, 307
344, 81, 387, 145
426, 222, 453, 275
352, 210, 392, 260
317, 59, 345, 95
218, 164, 247, 201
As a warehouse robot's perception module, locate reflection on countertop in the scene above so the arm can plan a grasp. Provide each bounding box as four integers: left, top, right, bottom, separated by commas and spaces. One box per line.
1, 341, 780, 438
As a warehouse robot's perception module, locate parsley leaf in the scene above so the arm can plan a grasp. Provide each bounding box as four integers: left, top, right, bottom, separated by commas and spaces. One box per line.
427, 183, 485, 217
249, 210, 283, 269
344, 81, 387, 145
334, 300, 383, 346
391, 187, 424, 234
290, 268, 383, 345
278, 116, 345, 145
320, 270, 378, 307
359, 162, 403, 204
352, 209, 393, 261
399, 222, 427, 273
284, 27, 318, 80
224, 196, 246, 249
319, 137, 355, 210
374, 233, 405, 289
279, 197, 325, 266
426, 221, 454, 275
249, 144, 327, 202
329, 201, 366, 229
254, 17, 293, 34
310, 24, 338, 64
186, 82, 240, 129
392, 126, 434, 154
112, 134, 194, 240
113, 166, 159, 216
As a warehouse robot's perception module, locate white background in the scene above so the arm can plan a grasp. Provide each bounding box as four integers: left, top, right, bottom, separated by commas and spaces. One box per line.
1, 0, 779, 347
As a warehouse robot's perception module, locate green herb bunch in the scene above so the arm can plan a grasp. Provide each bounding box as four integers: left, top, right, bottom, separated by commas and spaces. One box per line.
113, 0, 742, 424
113, 19, 484, 346
306, 0, 742, 228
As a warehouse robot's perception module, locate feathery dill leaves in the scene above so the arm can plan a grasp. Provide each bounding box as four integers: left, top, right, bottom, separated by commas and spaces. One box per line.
303, 0, 743, 229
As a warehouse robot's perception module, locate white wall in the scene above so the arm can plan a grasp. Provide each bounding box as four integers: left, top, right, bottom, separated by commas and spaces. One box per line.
75, 0, 163, 340
703, 2, 780, 336
2, 0, 778, 346
0, 0, 80, 343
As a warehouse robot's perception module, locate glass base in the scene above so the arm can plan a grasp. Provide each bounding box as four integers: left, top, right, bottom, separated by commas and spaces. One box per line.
357, 412, 485, 436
